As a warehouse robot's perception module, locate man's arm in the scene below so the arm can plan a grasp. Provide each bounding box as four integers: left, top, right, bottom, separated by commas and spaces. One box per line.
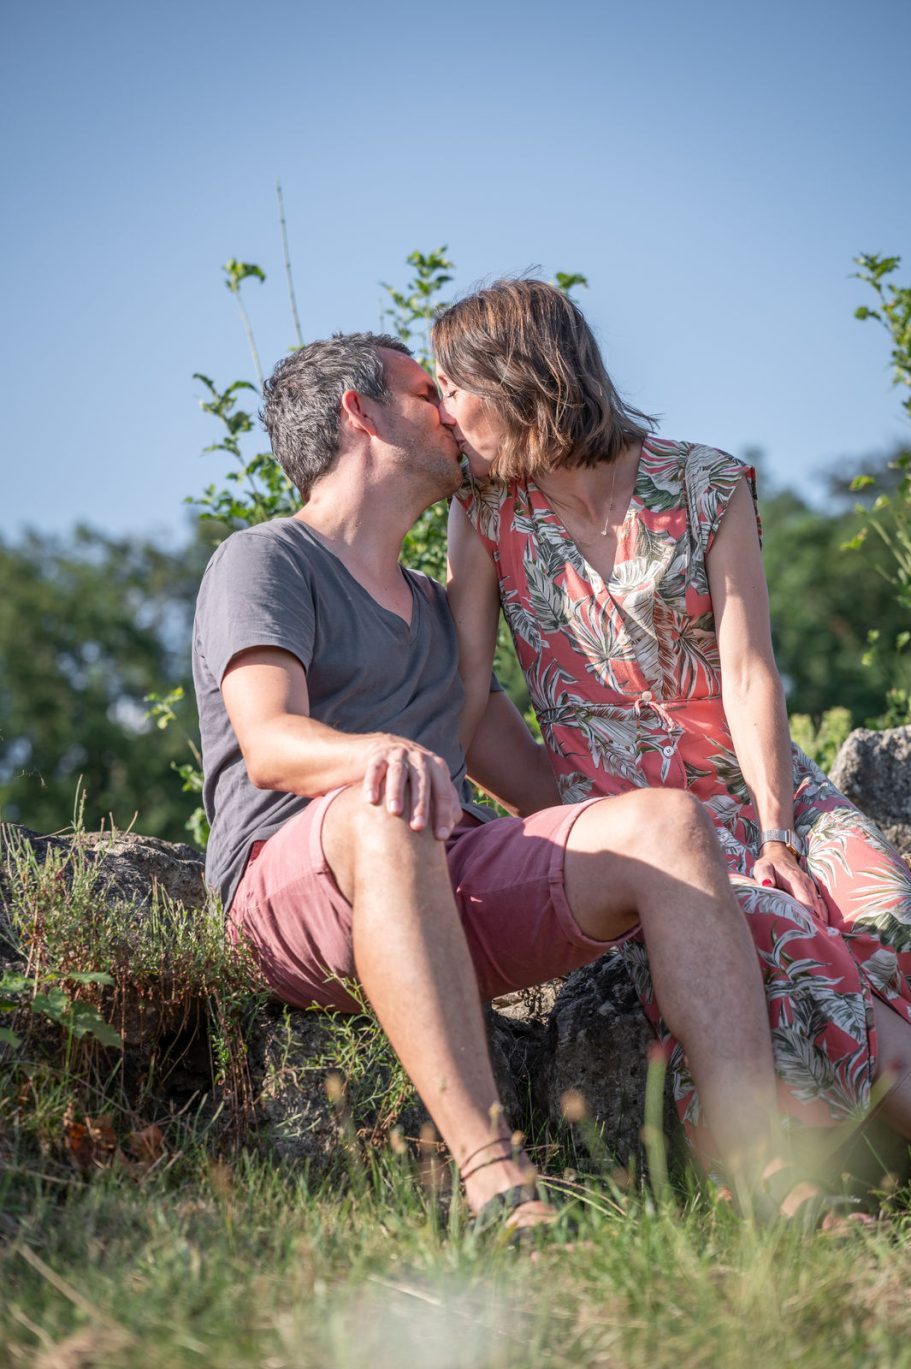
466, 689, 561, 816
221, 646, 463, 839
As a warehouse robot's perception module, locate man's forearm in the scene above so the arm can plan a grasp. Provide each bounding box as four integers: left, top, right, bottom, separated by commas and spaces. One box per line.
240, 711, 378, 796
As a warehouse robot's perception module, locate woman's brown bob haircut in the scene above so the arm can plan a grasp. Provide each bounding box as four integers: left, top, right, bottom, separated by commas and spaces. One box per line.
432, 278, 655, 480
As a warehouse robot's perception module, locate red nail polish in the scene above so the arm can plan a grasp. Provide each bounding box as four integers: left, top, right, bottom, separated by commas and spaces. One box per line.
761, 879, 774, 887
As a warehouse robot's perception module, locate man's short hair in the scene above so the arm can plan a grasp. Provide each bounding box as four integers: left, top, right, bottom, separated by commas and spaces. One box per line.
432, 279, 655, 480
260, 332, 411, 500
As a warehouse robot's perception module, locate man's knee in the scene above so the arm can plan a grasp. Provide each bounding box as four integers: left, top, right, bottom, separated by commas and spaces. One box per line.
322, 786, 442, 902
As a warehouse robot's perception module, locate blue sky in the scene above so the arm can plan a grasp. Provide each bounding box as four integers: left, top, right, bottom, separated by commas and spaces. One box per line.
3, 0, 909, 542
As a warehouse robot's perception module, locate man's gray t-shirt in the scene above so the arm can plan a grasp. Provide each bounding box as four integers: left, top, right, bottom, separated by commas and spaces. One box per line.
192, 517, 492, 909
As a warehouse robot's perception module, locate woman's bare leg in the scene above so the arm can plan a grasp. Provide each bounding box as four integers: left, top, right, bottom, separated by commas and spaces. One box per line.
564, 789, 782, 1197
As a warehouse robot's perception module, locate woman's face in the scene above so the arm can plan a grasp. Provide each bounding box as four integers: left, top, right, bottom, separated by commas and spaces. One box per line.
436, 370, 505, 478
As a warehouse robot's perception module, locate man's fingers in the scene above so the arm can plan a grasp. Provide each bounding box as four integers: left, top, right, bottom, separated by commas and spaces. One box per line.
362, 739, 459, 838
429, 758, 459, 839
384, 753, 409, 815
409, 757, 431, 830
363, 754, 389, 804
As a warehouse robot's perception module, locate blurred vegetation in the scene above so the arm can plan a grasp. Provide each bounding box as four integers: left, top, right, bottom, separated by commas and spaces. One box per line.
0, 525, 221, 841
1, 246, 908, 841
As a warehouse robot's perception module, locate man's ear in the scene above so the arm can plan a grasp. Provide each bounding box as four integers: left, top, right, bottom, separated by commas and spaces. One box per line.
340, 389, 378, 439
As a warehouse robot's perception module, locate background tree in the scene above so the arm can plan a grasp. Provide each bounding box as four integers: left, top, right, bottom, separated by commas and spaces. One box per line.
0, 525, 218, 839
761, 472, 911, 723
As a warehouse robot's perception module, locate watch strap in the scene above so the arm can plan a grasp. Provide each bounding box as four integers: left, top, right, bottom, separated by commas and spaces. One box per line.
759, 828, 805, 858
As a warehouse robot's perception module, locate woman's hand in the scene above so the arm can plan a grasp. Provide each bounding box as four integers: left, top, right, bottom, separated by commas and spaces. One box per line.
753, 842, 827, 918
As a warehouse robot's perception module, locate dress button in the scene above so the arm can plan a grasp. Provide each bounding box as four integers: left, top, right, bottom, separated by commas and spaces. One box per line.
640, 690, 652, 702
662, 745, 675, 757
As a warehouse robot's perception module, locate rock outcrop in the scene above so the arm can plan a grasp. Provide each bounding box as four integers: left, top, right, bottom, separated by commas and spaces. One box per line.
829, 725, 911, 856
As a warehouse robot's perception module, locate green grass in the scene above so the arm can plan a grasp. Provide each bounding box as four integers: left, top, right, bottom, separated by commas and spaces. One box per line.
3, 1158, 911, 1368
3, 824, 911, 1367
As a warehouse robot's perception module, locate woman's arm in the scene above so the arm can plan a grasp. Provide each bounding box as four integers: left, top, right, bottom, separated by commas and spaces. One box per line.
466, 688, 561, 816
447, 499, 502, 750
707, 478, 825, 915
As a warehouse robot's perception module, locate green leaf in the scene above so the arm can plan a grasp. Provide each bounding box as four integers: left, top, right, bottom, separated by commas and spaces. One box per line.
31, 989, 71, 1022
0, 971, 32, 998
223, 258, 266, 293
849, 474, 876, 490
67, 1003, 122, 1047
65, 971, 115, 986
554, 271, 589, 297
0, 1026, 21, 1048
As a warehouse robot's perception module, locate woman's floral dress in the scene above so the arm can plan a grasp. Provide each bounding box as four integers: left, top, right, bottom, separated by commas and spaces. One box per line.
457, 437, 911, 1149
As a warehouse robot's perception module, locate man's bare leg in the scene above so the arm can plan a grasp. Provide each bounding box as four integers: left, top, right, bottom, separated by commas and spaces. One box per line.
322, 788, 551, 1223
564, 789, 782, 1197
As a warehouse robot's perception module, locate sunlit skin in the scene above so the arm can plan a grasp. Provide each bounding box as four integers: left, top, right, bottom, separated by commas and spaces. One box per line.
435, 370, 505, 477
368, 351, 463, 500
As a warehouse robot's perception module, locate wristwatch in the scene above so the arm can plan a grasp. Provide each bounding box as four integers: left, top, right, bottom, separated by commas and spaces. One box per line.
758, 828, 806, 858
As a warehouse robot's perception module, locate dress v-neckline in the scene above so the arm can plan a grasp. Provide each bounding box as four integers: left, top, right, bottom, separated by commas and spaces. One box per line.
528, 440, 651, 593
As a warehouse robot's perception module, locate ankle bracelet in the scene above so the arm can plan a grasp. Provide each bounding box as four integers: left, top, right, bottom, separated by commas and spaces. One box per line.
460, 1148, 517, 1183
458, 1135, 514, 1173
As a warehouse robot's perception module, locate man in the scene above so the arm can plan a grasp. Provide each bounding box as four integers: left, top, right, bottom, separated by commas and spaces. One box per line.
192, 332, 782, 1231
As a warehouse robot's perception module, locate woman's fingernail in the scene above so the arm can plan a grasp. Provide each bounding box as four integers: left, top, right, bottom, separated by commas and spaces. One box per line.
761, 879, 774, 887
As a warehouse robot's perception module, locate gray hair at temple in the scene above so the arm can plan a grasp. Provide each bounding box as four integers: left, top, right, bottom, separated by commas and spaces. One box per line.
260, 332, 411, 501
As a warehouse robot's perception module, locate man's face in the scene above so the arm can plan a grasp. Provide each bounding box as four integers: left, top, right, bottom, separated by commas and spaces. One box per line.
370, 349, 463, 498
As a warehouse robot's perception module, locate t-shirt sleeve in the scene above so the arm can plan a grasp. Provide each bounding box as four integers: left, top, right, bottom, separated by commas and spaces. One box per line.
196, 530, 317, 685
453, 468, 504, 558
686, 446, 762, 556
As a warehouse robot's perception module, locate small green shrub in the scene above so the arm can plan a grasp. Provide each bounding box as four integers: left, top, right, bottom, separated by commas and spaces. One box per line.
788, 707, 853, 771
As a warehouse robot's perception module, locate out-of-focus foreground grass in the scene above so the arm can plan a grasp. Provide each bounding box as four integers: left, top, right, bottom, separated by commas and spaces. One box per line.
2, 1157, 911, 1369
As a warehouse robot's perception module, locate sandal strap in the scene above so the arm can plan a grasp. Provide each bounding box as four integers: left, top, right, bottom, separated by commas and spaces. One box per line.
473, 1182, 544, 1235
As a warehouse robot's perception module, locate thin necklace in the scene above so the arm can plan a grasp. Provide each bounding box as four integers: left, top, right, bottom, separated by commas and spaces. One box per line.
599, 459, 620, 537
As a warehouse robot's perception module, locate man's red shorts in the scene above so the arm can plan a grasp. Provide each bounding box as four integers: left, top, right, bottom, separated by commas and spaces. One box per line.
227, 790, 629, 1014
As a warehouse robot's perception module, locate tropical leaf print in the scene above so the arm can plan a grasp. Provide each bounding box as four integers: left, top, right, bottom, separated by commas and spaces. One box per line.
501, 587, 542, 652
685, 445, 744, 553
672, 612, 719, 698
523, 544, 573, 635
562, 596, 633, 688
705, 742, 751, 806
576, 710, 644, 787
525, 657, 577, 716
458, 472, 504, 543
455, 437, 911, 1150
558, 770, 594, 804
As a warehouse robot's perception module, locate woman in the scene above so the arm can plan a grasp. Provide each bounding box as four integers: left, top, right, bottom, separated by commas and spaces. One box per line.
434, 278, 911, 1151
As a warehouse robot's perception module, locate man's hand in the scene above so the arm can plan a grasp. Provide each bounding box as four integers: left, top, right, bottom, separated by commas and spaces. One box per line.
222, 649, 461, 838
363, 735, 463, 840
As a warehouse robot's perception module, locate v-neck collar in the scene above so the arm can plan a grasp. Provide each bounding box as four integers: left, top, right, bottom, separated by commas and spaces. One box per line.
291, 520, 419, 635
